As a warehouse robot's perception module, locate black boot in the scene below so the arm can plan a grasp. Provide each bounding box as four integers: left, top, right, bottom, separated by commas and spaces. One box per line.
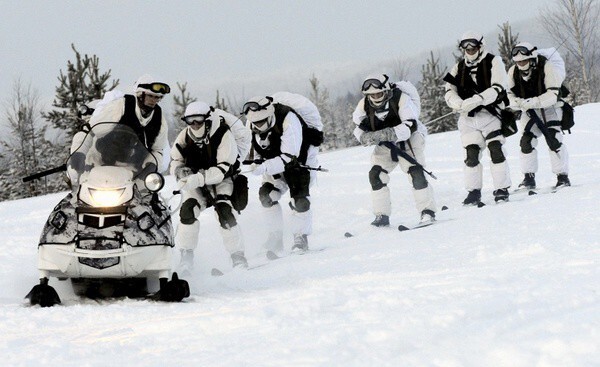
462, 189, 481, 205
371, 214, 390, 227
555, 174, 571, 189
493, 188, 510, 202
518, 173, 536, 190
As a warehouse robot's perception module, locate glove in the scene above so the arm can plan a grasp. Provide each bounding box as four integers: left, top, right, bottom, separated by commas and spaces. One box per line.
359, 131, 377, 146
394, 124, 411, 142
460, 94, 484, 113
180, 171, 205, 191
520, 97, 540, 110
252, 163, 267, 176
175, 166, 193, 180
509, 97, 524, 110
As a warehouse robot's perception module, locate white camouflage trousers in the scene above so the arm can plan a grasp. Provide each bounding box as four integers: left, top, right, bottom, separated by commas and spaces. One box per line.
370, 132, 437, 217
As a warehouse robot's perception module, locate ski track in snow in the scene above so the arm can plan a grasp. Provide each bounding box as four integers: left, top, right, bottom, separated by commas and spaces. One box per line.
1, 104, 599, 366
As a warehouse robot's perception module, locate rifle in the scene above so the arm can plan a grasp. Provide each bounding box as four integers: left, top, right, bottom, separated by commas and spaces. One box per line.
525, 109, 561, 153
22, 164, 67, 183
378, 141, 437, 180
242, 159, 329, 172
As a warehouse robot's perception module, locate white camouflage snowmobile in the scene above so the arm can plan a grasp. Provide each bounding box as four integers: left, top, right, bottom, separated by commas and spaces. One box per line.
26, 123, 189, 306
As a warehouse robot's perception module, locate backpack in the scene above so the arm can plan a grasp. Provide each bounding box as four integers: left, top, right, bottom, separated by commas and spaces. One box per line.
392, 81, 421, 116
537, 48, 574, 132
272, 92, 324, 146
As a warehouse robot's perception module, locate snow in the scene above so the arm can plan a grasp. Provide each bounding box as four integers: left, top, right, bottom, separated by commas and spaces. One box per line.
1, 104, 599, 366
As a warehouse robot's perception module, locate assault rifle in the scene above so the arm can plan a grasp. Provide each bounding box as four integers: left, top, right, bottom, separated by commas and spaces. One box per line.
242, 159, 329, 172
378, 141, 437, 180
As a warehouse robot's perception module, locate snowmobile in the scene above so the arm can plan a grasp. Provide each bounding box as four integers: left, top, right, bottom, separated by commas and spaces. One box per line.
26, 123, 189, 306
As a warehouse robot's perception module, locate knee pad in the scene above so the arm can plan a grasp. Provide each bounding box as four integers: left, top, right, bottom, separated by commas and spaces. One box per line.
179, 198, 200, 225
520, 132, 536, 154
214, 202, 237, 229
290, 197, 311, 213
487, 140, 506, 164
259, 182, 280, 208
369, 165, 389, 191
408, 165, 428, 190
464, 144, 480, 167
546, 129, 562, 152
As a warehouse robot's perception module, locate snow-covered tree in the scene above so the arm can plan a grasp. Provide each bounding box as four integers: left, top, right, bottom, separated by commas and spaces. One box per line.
169, 82, 197, 143
497, 22, 519, 69
309, 74, 336, 150
419, 51, 456, 133
540, 0, 600, 102
214, 90, 228, 112
0, 80, 60, 201
43, 44, 119, 146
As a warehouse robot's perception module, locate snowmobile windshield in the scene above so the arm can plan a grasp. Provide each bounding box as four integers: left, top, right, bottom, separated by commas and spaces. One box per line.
68, 123, 158, 182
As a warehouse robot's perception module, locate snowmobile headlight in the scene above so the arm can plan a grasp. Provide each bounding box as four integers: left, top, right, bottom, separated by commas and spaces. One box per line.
144, 173, 164, 192
88, 187, 126, 207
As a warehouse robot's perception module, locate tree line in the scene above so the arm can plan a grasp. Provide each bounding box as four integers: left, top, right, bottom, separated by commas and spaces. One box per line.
2, 0, 599, 201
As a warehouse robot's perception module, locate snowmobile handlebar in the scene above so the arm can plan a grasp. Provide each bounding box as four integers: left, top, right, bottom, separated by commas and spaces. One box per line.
22, 164, 67, 183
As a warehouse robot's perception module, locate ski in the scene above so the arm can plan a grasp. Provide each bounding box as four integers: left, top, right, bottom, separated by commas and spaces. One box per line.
397, 218, 452, 232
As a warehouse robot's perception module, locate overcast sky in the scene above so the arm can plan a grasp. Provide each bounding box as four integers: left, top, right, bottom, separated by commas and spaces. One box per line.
2, 0, 550, 109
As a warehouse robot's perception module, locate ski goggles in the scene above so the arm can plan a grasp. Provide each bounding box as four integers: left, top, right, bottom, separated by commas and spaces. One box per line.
242, 97, 273, 115
138, 82, 171, 94
250, 117, 270, 133
182, 114, 210, 125
77, 104, 94, 116
511, 45, 537, 57
361, 74, 389, 92
459, 38, 482, 50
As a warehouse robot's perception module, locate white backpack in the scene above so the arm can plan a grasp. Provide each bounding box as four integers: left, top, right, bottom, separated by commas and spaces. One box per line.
271, 91, 323, 132
393, 81, 421, 117
537, 47, 566, 83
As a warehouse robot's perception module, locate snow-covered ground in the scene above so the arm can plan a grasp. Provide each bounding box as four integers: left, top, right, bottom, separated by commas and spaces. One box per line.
1, 104, 598, 367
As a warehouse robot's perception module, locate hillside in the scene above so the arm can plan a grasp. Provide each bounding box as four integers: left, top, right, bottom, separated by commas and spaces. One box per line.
0, 104, 598, 366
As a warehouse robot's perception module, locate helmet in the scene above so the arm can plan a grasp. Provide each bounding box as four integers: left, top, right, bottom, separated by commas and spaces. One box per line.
134, 74, 171, 97
182, 101, 214, 139
361, 74, 392, 107
243, 96, 275, 134
459, 31, 485, 63
512, 42, 538, 72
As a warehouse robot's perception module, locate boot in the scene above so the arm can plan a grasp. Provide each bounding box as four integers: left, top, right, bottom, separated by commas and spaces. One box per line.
263, 230, 284, 254
493, 188, 510, 203
231, 251, 248, 269
420, 209, 436, 225
462, 189, 481, 205
370, 214, 390, 227
291, 234, 308, 253
518, 173, 536, 190
555, 174, 571, 189
176, 249, 194, 276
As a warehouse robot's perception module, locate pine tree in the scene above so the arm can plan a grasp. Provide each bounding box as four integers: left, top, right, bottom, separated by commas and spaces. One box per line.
0, 80, 60, 201
497, 22, 519, 68
309, 74, 340, 150
169, 82, 197, 143
43, 44, 118, 146
419, 51, 456, 133
214, 90, 228, 112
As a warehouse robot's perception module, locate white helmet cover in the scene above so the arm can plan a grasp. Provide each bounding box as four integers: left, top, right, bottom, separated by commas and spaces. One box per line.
134, 74, 170, 96
460, 31, 485, 63
243, 96, 275, 133
361, 74, 392, 107
183, 101, 214, 139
